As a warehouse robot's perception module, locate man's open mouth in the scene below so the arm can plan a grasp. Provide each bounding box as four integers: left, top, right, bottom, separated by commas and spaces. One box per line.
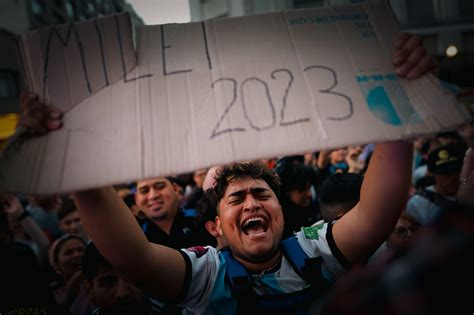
241, 216, 268, 235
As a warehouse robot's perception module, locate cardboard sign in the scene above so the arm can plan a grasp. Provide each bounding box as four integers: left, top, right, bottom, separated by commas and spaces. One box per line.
0, 1, 470, 194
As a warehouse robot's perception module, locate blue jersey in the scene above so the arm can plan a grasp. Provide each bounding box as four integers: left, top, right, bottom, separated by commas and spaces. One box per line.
178, 222, 347, 314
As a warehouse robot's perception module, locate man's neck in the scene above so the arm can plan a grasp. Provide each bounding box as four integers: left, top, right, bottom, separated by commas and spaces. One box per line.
236, 250, 282, 273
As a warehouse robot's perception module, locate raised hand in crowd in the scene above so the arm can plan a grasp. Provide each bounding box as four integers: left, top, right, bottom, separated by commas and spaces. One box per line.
1, 193, 51, 266
392, 32, 438, 79
17, 91, 63, 135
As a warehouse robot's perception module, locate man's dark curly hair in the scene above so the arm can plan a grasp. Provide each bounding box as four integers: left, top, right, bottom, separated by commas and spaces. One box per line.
213, 162, 281, 207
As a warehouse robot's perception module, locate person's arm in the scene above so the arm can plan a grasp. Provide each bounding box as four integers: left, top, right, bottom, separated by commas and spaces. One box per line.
2, 194, 51, 266
331, 33, 437, 265
317, 150, 330, 170
332, 142, 412, 264
72, 187, 187, 301
16, 92, 188, 302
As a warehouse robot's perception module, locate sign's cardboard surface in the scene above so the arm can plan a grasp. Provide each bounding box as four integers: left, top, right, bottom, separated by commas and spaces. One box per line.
1, 1, 470, 194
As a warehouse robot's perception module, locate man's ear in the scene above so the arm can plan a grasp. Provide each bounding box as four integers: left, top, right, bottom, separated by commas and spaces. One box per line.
214, 216, 224, 236
204, 221, 217, 237
205, 221, 219, 238
171, 182, 181, 194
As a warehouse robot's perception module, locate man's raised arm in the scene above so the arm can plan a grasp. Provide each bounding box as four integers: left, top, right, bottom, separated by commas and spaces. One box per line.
333, 141, 412, 264
16, 92, 187, 302
332, 33, 437, 265
72, 187, 187, 301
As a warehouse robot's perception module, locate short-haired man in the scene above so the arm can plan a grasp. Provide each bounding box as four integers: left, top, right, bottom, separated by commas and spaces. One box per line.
135, 177, 200, 249
19, 32, 436, 314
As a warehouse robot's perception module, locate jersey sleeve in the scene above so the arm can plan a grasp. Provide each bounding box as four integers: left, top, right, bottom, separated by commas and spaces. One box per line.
295, 221, 349, 280
178, 246, 221, 312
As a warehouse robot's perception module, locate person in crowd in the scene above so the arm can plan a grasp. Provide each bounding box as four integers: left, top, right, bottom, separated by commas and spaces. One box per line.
57, 197, 88, 241
134, 176, 202, 249
317, 148, 349, 175
0, 204, 58, 314
182, 169, 207, 210
17, 32, 436, 314
48, 234, 94, 314
318, 173, 363, 222
82, 242, 166, 314
385, 211, 420, 250
406, 143, 465, 225
276, 160, 321, 236
26, 193, 63, 238
316, 148, 474, 315
369, 210, 420, 263
1, 193, 51, 267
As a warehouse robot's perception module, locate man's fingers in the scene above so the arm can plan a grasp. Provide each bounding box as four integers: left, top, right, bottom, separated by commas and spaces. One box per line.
46, 119, 63, 131
392, 35, 423, 65
394, 32, 411, 50
20, 91, 39, 111
18, 98, 64, 134
395, 46, 426, 77
405, 55, 437, 80
49, 109, 63, 120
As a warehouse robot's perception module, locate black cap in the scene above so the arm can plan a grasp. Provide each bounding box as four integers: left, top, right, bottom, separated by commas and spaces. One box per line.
427, 144, 464, 174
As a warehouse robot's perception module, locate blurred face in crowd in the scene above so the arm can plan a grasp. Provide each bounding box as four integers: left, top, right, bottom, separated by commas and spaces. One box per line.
135, 177, 180, 222
387, 214, 420, 248
27, 194, 62, 211
88, 268, 149, 314
6, 214, 24, 238
304, 153, 316, 166
330, 148, 348, 164
193, 169, 207, 188
59, 210, 85, 237
216, 177, 284, 264
288, 182, 312, 208
56, 238, 86, 280
435, 171, 461, 197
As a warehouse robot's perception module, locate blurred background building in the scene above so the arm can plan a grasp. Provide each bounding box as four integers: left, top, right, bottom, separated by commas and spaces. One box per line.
0, 0, 473, 133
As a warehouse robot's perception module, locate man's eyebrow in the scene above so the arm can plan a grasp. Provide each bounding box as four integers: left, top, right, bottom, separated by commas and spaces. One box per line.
138, 180, 166, 189
227, 187, 270, 198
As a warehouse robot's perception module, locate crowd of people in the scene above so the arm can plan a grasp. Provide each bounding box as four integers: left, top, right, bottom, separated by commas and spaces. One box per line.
1, 32, 474, 315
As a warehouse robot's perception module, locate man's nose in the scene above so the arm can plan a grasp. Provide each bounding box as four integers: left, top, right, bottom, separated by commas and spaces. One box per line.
243, 195, 260, 212
72, 249, 83, 259
148, 187, 160, 199
115, 278, 133, 300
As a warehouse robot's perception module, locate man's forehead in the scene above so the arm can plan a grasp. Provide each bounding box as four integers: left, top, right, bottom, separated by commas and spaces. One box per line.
224, 177, 272, 196
136, 177, 170, 188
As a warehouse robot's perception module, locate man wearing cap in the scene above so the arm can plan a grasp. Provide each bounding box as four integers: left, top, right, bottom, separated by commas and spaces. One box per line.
406, 143, 466, 225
